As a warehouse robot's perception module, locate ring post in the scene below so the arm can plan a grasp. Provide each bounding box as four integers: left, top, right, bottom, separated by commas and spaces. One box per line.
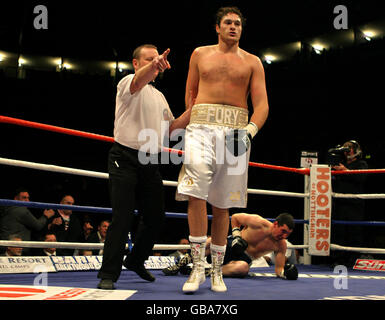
303, 174, 311, 265
308, 164, 332, 257
301, 151, 318, 265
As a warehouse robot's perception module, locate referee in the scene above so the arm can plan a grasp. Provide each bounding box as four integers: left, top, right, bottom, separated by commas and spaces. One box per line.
97, 44, 191, 289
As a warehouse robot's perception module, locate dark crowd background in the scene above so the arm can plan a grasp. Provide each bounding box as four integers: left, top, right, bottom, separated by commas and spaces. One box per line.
1, 0, 384, 249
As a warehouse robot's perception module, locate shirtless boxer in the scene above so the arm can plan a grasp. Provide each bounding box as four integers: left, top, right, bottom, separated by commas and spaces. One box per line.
178, 7, 269, 293
212, 212, 298, 279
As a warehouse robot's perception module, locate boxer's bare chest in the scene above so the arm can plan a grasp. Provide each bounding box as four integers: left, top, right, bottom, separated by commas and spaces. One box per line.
199, 52, 251, 86
243, 228, 279, 258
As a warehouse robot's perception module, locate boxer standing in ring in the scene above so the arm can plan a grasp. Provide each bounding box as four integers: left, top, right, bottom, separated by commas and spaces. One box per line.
177, 7, 269, 293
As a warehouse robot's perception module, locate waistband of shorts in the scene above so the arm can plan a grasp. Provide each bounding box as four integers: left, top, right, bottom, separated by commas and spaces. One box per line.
190, 104, 248, 129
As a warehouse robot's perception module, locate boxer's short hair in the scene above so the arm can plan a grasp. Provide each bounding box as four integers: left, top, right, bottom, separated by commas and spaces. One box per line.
276, 213, 295, 230
215, 6, 246, 28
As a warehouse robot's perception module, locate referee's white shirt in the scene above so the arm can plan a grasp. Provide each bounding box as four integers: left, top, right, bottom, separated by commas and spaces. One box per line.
113, 74, 174, 153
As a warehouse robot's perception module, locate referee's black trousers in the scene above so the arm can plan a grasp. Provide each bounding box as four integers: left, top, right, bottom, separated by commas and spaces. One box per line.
98, 143, 165, 282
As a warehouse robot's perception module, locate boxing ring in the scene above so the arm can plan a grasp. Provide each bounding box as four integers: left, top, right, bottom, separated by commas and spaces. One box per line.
1, 115, 385, 302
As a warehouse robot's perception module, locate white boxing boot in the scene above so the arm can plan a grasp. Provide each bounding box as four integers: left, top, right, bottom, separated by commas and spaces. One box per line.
210, 243, 227, 292
182, 236, 207, 293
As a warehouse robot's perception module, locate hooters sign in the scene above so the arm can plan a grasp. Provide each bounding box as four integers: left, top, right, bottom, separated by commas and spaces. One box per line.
308, 165, 332, 256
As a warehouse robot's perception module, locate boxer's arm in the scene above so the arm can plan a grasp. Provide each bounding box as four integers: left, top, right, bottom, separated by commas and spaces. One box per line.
169, 107, 192, 135
130, 48, 171, 94
231, 213, 267, 230
225, 57, 265, 157
168, 88, 195, 135
185, 48, 200, 109
249, 55, 269, 131
275, 240, 288, 277
275, 251, 286, 277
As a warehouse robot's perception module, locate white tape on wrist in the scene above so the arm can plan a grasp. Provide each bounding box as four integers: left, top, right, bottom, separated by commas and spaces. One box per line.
244, 122, 259, 139
232, 227, 241, 238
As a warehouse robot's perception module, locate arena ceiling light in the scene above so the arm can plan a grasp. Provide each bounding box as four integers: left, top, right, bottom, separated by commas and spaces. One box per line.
264, 55, 276, 64
51, 57, 72, 70
18, 57, 27, 67
312, 44, 325, 54
362, 30, 375, 41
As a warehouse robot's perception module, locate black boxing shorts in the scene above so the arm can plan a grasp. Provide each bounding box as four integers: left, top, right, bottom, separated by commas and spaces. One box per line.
224, 235, 253, 265
207, 236, 253, 265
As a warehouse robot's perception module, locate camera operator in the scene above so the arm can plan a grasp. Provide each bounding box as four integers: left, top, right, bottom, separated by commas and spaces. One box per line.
330, 140, 368, 267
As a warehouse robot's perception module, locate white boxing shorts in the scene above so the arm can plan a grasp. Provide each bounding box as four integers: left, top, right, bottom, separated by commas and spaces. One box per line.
176, 104, 251, 209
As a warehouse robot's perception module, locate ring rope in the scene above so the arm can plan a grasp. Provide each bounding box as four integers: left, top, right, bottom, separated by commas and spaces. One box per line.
0, 199, 310, 225
3, 156, 385, 200
3, 199, 384, 227
332, 192, 385, 199
0, 240, 308, 251
0, 240, 190, 251
0, 115, 115, 143
2, 240, 385, 255
331, 220, 385, 226
332, 169, 385, 175
0, 199, 112, 214
4, 199, 384, 228
330, 244, 385, 255
0, 157, 307, 198
0, 199, 210, 220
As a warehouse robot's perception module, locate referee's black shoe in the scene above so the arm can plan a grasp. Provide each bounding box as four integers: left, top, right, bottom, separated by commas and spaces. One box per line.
97, 279, 115, 290
123, 256, 155, 282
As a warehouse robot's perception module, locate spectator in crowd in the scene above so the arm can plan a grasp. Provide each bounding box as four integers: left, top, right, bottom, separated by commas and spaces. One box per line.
14, 188, 30, 202
34, 232, 57, 256
81, 215, 94, 242
83, 220, 110, 256
1, 235, 23, 257
0, 188, 55, 255
47, 194, 82, 256
152, 251, 162, 256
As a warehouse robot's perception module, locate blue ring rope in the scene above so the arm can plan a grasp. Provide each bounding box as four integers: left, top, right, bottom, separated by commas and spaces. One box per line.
1, 199, 384, 226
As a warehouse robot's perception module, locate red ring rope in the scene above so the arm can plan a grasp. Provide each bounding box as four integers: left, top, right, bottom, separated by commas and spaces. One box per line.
0, 115, 114, 143
2, 115, 383, 175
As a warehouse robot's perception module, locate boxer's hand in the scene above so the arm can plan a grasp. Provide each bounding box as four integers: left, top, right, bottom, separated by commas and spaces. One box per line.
232, 227, 241, 238
278, 263, 298, 280
153, 48, 171, 72
225, 129, 250, 157
231, 236, 248, 256
226, 122, 258, 157
284, 263, 298, 280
